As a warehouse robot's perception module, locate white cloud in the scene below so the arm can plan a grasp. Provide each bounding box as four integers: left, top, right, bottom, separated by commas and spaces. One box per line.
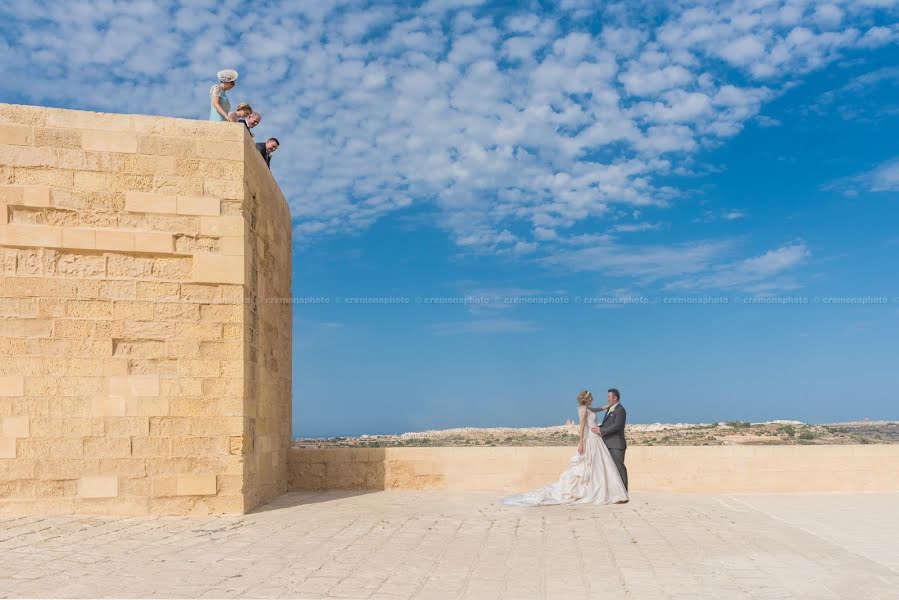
1, 0, 893, 292
825, 157, 899, 195
719, 34, 767, 66
869, 159, 899, 192
430, 318, 539, 335
669, 242, 810, 292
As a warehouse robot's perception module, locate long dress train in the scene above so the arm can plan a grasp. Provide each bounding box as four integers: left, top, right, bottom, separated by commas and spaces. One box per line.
501, 407, 628, 506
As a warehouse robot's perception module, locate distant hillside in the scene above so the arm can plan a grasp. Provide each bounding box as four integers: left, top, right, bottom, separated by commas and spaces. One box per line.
295, 421, 899, 448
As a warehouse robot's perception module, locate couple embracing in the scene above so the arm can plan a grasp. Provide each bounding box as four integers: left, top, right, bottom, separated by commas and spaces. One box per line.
502, 389, 629, 507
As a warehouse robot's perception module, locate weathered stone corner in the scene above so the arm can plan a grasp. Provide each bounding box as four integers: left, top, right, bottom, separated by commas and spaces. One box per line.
0, 103, 292, 516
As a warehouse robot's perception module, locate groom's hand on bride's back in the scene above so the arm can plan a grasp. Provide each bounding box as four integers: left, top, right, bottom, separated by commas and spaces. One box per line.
591, 426, 601, 435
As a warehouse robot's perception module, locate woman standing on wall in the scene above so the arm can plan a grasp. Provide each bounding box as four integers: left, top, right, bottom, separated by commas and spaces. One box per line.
209, 69, 238, 121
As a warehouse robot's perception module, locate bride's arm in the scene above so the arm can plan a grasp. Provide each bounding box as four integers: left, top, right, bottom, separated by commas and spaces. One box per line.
588, 403, 611, 413
577, 408, 587, 454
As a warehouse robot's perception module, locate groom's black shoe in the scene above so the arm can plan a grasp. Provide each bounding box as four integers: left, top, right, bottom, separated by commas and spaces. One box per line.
615, 500, 628, 504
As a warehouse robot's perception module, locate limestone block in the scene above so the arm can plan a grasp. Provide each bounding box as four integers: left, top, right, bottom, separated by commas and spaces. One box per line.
2, 415, 29, 436
171, 436, 230, 457
191, 254, 245, 285
118, 477, 151, 497
220, 285, 246, 304
125, 191, 178, 214
99, 280, 136, 301
0, 124, 33, 145
0, 297, 39, 317
147, 257, 189, 281
22, 186, 50, 207
177, 195, 220, 216
195, 140, 243, 161
67, 299, 113, 319
201, 304, 243, 323
0, 375, 25, 396
77, 475, 119, 498
81, 130, 138, 153
83, 436, 132, 458
33, 127, 82, 149
62, 228, 97, 249
199, 215, 246, 237
122, 320, 175, 338
220, 237, 244, 256
0, 224, 63, 248
3, 318, 53, 338
112, 301, 154, 320
0, 436, 15, 458
13, 167, 74, 188
107, 254, 153, 278
180, 283, 221, 303
137, 397, 169, 416
73, 497, 149, 516
102, 416, 149, 437
19, 437, 83, 460
94, 230, 135, 252
112, 339, 166, 358
153, 175, 203, 196
73, 171, 108, 192
190, 416, 244, 436
108, 375, 160, 397
176, 473, 217, 496
148, 416, 192, 437
0, 104, 49, 126
136, 281, 179, 302
175, 158, 243, 181
154, 302, 199, 321
137, 136, 195, 157
134, 231, 173, 253
131, 115, 244, 142
0, 145, 55, 167
131, 437, 172, 458
175, 321, 223, 340
45, 109, 131, 131
203, 178, 243, 200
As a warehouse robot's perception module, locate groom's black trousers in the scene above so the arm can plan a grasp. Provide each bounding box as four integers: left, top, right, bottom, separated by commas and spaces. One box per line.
608, 448, 628, 491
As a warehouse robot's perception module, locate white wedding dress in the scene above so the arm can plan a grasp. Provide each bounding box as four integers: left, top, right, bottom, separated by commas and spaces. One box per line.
501, 407, 628, 506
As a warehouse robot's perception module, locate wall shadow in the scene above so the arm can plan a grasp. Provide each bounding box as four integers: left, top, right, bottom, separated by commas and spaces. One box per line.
248, 489, 382, 513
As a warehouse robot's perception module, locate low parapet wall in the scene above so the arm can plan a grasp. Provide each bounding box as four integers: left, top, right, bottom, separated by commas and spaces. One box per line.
287, 445, 899, 494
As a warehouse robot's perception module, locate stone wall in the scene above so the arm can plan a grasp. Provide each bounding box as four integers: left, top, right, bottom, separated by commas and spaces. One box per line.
288, 445, 899, 494
0, 103, 291, 515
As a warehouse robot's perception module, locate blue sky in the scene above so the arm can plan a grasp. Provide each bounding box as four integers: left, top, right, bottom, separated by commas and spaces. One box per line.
2, 1, 898, 436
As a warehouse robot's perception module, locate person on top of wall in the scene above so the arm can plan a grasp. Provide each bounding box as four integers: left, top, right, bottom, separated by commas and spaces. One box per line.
228, 102, 253, 122
238, 112, 261, 136
209, 69, 238, 121
255, 137, 279, 168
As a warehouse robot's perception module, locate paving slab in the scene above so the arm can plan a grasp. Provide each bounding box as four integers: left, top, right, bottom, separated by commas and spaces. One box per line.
1, 491, 898, 599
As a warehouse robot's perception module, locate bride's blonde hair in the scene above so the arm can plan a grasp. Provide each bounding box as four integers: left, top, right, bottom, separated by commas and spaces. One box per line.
577, 390, 593, 406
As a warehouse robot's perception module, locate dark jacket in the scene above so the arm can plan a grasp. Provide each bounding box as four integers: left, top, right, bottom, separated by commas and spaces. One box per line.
600, 403, 626, 450
238, 118, 255, 137
255, 142, 271, 168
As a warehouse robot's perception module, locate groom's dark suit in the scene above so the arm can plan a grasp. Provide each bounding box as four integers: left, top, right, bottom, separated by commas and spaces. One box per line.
600, 403, 628, 490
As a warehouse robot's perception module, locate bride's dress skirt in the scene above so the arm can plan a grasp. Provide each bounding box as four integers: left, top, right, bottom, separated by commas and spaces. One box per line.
501, 434, 628, 506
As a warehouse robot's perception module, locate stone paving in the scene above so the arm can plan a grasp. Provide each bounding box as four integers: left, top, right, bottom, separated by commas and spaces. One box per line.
2, 491, 898, 599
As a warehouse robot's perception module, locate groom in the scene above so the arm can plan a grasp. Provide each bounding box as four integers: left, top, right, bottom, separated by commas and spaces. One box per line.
592, 388, 628, 493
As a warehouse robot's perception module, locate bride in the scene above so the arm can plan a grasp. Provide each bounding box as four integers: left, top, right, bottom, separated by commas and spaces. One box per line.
501, 390, 628, 506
